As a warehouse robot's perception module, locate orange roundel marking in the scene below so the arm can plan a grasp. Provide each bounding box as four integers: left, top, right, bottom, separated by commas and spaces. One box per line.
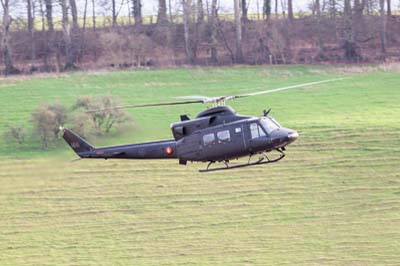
165, 147, 173, 155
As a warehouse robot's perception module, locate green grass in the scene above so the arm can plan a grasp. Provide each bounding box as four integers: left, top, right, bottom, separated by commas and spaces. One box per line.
0, 65, 400, 265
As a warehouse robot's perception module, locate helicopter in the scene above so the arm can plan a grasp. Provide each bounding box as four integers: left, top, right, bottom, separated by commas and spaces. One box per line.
62, 78, 344, 172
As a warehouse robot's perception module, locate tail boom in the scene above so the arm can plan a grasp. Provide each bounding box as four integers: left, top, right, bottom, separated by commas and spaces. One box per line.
62, 128, 177, 160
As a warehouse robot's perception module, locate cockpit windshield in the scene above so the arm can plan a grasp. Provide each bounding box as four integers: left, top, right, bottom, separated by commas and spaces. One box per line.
260, 117, 280, 134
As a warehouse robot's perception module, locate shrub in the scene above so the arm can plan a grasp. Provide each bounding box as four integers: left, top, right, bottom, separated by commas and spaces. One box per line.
126, 34, 155, 67
72, 95, 132, 135
3, 125, 26, 145
31, 103, 68, 149
70, 112, 96, 138
99, 32, 126, 67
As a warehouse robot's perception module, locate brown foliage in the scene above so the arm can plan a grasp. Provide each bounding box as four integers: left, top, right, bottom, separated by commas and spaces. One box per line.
31, 103, 67, 149
72, 95, 132, 135
3, 125, 26, 145
99, 32, 156, 68
70, 112, 96, 138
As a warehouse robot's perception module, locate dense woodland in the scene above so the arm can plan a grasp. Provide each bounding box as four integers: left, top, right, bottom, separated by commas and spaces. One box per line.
0, 0, 399, 75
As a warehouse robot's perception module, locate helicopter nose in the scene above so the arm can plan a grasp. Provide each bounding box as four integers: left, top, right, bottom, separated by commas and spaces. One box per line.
287, 131, 299, 143
270, 129, 299, 149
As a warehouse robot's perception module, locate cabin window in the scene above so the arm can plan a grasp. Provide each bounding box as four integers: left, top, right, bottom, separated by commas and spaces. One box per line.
217, 130, 231, 143
235, 127, 242, 133
203, 133, 216, 146
250, 123, 266, 139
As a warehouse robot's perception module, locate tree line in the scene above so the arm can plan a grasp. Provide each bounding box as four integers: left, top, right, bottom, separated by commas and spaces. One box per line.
0, 0, 399, 75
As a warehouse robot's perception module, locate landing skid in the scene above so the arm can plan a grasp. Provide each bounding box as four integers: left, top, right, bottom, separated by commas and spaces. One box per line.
199, 149, 285, 173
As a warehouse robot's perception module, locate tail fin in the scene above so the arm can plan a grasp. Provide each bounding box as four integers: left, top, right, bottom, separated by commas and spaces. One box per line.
61, 127, 94, 156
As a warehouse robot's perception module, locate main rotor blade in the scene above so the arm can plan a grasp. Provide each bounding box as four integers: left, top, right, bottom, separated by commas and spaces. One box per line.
175, 95, 223, 103
87, 78, 347, 113
86, 99, 204, 113
175, 95, 211, 101
235, 78, 347, 99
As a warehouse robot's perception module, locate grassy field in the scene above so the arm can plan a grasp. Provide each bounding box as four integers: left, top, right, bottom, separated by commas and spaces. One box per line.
0, 65, 399, 265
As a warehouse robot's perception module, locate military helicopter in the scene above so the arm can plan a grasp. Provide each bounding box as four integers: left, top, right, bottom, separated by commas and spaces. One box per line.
62, 78, 344, 172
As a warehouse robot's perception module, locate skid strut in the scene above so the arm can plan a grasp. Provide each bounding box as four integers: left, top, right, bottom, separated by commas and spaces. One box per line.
199, 149, 285, 173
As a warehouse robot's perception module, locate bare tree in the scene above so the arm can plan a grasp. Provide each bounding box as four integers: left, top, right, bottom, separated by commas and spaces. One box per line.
256, 0, 260, 20
132, 0, 142, 25
379, 0, 386, 54
197, 0, 204, 23
1, 0, 19, 75
168, 0, 173, 22
209, 0, 218, 63
91, 0, 96, 31
353, 0, 366, 39
158, 0, 168, 25
327, 0, 339, 40
315, 0, 325, 57
60, 0, 76, 69
263, 0, 271, 21
192, 0, 204, 61
44, 0, 53, 31
127, 0, 132, 24
83, 0, 88, 29
288, 0, 293, 22
38, 0, 48, 67
183, 0, 195, 63
112, 0, 117, 26
280, 0, 286, 17
70, 0, 78, 29
43, 0, 54, 70
38, 0, 45, 33
241, 0, 249, 22
26, 0, 36, 70
69, 0, 80, 64
343, 0, 358, 60
386, 0, 391, 16
80, 0, 89, 60
233, 0, 244, 63
328, 0, 337, 18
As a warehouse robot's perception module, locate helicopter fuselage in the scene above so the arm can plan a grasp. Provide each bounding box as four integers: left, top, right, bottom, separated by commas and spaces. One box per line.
171, 106, 297, 163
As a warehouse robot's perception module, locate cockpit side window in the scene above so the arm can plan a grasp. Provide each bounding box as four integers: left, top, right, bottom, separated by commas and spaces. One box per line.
260, 117, 280, 134
250, 123, 266, 139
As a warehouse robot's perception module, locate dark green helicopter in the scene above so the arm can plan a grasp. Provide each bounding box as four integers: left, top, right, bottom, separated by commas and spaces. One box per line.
62, 78, 344, 172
